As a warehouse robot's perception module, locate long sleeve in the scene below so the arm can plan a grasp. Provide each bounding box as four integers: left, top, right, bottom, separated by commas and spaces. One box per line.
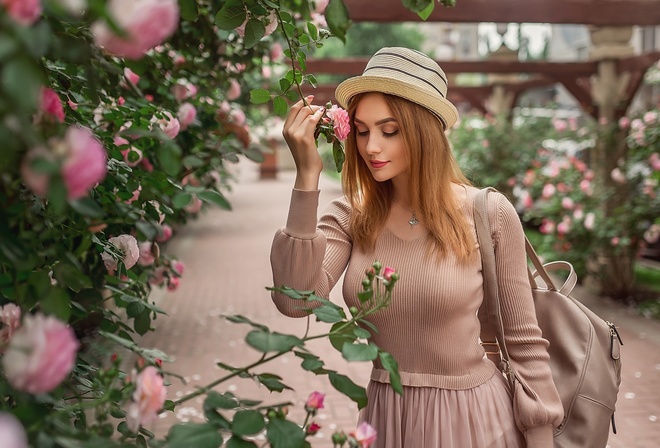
270, 189, 353, 317
489, 192, 564, 447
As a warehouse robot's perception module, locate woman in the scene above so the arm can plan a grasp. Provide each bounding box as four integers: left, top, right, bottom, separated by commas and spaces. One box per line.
270, 47, 563, 447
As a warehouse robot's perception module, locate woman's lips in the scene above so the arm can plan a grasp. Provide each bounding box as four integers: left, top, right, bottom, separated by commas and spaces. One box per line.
370, 160, 389, 169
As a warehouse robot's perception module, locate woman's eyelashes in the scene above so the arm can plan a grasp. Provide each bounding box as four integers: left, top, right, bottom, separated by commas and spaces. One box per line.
355, 129, 399, 138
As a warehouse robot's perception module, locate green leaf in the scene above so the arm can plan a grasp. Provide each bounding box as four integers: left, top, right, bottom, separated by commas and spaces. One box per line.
227, 437, 258, 448
352, 327, 372, 339
245, 330, 303, 353
224, 314, 268, 331
307, 22, 318, 40
300, 357, 324, 372
417, 1, 435, 20
325, 0, 351, 43
53, 262, 92, 292
205, 391, 240, 410
231, 410, 265, 436
266, 418, 306, 448
156, 143, 181, 176
179, 0, 198, 21
273, 96, 288, 117
328, 372, 368, 409
69, 197, 105, 218
242, 146, 265, 163
379, 351, 403, 395
166, 423, 224, 448
41, 288, 71, 321
357, 290, 373, 303
198, 190, 232, 210
332, 140, 345, 173
1, 56, 43, 112
134, 311, 151, 335
172, 192, 192, 209
250, 89, 271, 104
215, 0, 247, 30
402, 0, 434, 13
244, 19, 265, 49
312, 306, 345, 323
328, 322, 356, 352
341, 341, 379, 362
257, 373, 293, 392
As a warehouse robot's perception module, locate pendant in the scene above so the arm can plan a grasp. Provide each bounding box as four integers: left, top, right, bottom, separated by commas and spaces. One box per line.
408, 211, 419, 228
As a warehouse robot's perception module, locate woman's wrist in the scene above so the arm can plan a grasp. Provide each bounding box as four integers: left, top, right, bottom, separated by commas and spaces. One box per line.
294, 170, 321, 191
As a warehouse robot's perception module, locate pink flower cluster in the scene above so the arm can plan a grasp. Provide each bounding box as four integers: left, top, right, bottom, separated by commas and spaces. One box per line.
91, 0, 179, 60
36, 87, 65, 123
21, 126, 107, 200
349, 422, 377, 447
125, 366, 166, 432
2, 313, 79, 394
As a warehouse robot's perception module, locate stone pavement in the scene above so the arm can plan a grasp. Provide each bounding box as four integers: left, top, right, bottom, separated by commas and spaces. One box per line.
139, 159, 660, 447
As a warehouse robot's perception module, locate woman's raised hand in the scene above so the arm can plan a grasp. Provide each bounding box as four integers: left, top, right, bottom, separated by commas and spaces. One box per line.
282, 96, 326, 190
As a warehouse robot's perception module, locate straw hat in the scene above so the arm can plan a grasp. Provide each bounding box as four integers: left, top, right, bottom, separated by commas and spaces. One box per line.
335, 47, 458, 129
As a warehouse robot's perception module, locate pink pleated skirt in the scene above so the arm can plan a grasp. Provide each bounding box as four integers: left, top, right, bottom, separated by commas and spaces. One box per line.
359, 372, 525, 448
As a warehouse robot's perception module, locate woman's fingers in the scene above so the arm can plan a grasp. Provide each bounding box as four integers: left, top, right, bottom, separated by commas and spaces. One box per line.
283, 95, 315, 129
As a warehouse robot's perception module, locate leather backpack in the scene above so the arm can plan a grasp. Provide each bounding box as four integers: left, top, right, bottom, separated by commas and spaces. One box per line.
474, 188, 623, 448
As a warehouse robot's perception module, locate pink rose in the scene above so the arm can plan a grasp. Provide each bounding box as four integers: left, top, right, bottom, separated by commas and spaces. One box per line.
156, 224, 173, 243
171, 81, 197, 102
167, 276, 180, 291
573, 208, 584, 220
541, 183, 556, 199
149, 266, 167, 286
0, 303, 21, 351
618, 116, 630, 129
0, 0, 42, 26
91, 0, 179, 60
153, 111, 180, 139
611, 237, 620, 246
650, 153, 660, 171
552, 119, 567, 132
561, 197, 574, 210
137, 242, 155, 266
171, 260, 184, 276
382, 266, 395, 281
539, 219, 555, 234
0, 413, 28, 448
610, 168, 626, 184
67, 99, 78, 110
584, 213, 595, 230
123, 67, 140, 86
115, 135, 143, 167
305, 391, 325, 412
522, 192, 533, 209
61, 126, 107, 199
349, 422, 377, 448
557, 218, 571, 235
643, 111, 658, 124
325, 105, 350, 141
2, 313, 79, 394
306, 422, 321, 435
102, 234, 140, 271
314, 0, 329, 13
38, 87, 65, 123
263, 10, 278, 37
177, 103, 196, 130
311, 12, 327, 28
230, 108, 246, 126
125, 366, 166, 432
227, 79, 241, 101
184, 195, 202, 214
522, 170, 535, 187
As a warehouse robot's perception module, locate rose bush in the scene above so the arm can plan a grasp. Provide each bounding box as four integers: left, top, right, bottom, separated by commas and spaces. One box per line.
0, 0, 443, 446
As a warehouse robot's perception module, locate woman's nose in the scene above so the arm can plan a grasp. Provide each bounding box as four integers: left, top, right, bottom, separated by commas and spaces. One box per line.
365, 137, 381, 155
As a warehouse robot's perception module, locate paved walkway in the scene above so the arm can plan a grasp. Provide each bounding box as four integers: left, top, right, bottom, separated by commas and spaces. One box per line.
139, 160, 660, 447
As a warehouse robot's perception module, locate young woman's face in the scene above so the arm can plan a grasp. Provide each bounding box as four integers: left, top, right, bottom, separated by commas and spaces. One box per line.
354, 93, 409, 184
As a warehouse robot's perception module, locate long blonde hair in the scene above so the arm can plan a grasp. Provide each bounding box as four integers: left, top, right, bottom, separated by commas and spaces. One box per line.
342, 93, 475, 262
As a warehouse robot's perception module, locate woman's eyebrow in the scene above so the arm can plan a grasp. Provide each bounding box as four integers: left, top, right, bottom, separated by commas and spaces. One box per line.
353, 117, 397, 125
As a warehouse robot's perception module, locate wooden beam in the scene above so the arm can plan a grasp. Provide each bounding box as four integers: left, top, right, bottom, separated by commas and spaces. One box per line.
554, 76, 597, 118
617, 51, 660, 72
343, 0, 660, 26
305, 58, 599, 77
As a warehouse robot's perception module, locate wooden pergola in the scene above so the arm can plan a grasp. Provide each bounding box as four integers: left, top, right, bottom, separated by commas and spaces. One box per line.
305, 0, 660, 120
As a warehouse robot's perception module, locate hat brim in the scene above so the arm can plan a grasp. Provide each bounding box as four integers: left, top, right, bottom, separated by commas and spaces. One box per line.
335, 75, 458, 129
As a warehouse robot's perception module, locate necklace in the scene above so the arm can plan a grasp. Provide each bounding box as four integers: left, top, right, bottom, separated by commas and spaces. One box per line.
408, 211, 419, 228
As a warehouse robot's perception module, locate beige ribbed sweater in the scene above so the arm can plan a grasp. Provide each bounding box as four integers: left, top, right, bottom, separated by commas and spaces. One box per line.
270, 185, 563, 446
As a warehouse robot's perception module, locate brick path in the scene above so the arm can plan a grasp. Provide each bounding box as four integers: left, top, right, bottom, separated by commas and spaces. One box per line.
139, 160, 660, 447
